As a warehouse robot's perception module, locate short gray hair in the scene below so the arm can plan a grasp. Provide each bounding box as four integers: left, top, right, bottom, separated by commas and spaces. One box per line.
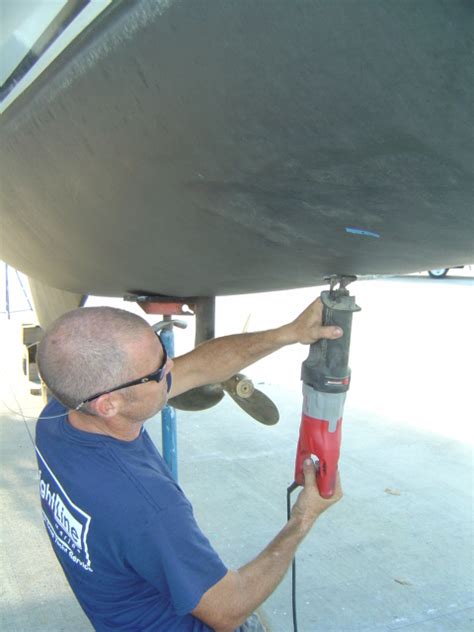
37, 306, 151, 410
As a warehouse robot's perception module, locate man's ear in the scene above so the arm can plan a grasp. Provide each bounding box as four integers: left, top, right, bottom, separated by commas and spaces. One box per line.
94, 393, 121, 418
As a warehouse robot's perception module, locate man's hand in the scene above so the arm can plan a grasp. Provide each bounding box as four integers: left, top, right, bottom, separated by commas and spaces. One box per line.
291, 459, 343, 533
286, 297, 343, 345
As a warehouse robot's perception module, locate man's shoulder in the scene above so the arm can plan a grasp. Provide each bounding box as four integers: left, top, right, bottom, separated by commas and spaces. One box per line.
36, 398, 67, 437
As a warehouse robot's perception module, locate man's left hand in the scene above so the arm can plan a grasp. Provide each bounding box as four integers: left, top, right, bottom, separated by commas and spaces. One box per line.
286, 297, 343, 344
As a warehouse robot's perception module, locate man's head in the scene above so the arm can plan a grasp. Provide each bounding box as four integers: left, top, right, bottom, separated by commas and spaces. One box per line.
38, 306, 171, 421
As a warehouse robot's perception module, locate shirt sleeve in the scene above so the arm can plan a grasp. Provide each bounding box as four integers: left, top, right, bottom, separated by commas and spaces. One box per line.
126, 497, 228, 616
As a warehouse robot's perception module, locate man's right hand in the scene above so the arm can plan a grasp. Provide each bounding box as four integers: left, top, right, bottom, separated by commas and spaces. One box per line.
291, 459, 343, 532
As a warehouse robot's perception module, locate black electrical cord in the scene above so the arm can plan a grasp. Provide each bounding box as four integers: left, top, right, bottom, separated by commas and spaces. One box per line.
287, 481, 299, 632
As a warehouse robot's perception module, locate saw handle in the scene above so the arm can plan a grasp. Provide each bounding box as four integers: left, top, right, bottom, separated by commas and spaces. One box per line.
294, 413, 342, 498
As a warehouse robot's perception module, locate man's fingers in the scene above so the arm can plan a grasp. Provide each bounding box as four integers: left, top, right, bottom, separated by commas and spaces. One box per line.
319, 325, 343, 340
309, 298, 343, 340
303, 462, 343, 501
290, 297, 344, 344
332, 472, 344, 500
303, 458, 317, 487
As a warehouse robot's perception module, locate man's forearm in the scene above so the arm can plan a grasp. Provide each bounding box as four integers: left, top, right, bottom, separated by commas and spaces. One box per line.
171, 325, 294, 397
170, 298, 343, 398
192, 463, 342, 632
190, 326, 294, 382
193, 513, 312, 632
232, 513, 310, 625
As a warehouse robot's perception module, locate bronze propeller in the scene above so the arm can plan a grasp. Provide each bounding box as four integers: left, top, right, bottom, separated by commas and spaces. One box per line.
169, 373, 279, 425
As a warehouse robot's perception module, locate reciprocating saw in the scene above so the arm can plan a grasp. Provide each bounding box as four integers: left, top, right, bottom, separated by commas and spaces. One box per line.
294, 275, 360, 497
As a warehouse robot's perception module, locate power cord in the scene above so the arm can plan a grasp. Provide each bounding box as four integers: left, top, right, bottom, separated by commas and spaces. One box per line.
286, 481, 299, 632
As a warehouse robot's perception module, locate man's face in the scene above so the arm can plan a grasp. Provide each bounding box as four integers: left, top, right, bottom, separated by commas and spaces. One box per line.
120, 328, 174, 423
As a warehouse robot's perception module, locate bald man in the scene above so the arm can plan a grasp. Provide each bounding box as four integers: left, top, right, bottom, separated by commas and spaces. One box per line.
35, 299, 343, 632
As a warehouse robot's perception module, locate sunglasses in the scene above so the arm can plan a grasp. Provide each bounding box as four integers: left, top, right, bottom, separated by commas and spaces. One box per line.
75, 332, 168, 411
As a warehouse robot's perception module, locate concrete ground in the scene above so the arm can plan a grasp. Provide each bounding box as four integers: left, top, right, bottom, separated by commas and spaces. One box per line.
1, 273, 473, 631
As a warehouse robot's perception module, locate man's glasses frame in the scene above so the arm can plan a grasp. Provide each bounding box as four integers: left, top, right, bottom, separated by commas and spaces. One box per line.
75, 332, 168, 411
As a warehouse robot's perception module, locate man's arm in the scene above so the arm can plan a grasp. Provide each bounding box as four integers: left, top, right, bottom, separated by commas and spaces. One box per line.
169, 298, 342, 398
191, 460, 343, 632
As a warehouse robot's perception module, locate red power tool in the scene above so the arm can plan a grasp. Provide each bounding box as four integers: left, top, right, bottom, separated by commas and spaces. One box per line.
294, 275, 360, 497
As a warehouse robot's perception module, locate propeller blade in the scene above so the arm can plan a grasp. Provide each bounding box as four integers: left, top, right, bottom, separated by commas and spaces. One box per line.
222, 374, 279, 425
169, 373, 279, 425
225, 387, 280, 425
169, 384, 225, 411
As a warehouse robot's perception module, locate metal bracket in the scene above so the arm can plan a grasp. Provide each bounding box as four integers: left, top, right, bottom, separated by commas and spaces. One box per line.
153, 319, 188, 332
321, 275, 361, 313
324, 275, 357, 300
124, 294, 196, 316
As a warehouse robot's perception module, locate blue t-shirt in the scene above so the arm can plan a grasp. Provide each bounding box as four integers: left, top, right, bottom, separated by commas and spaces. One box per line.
35, 399, 228, 631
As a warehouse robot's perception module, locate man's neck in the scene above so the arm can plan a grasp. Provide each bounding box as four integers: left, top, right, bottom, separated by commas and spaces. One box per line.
67, 410, 143, 441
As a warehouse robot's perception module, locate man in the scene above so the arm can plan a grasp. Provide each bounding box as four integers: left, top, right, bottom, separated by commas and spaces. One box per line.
35, 298, 343, 631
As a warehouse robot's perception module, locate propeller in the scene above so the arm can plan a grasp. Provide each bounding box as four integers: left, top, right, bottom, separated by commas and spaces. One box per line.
168, 384, 224, 411
169, 373, 279, 425
161, 300, 279, 425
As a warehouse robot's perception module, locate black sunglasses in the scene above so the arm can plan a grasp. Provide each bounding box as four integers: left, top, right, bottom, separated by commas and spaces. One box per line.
75, 333, 168, 411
